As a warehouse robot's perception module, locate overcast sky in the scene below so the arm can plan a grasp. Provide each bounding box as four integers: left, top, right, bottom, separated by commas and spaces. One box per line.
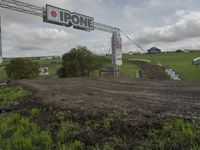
1, 0, 200, 57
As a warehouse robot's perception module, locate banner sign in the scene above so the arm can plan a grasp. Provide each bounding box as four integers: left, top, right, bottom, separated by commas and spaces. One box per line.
44, 5, 94, 31
112, 32, 122, 66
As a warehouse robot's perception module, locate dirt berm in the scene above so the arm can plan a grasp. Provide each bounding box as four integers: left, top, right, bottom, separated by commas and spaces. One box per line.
15, 77, 200, 124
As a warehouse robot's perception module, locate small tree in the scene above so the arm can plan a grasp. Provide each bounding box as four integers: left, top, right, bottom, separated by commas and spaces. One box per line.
5, 58, 40, 79
58, 46, 102, 78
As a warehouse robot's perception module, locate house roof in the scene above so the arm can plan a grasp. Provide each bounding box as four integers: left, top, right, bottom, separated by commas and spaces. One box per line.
147, 47, 161, 51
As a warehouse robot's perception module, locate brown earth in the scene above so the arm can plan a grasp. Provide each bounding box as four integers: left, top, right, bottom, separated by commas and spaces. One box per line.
15, 77, 200, 124
133, 61, 168, 80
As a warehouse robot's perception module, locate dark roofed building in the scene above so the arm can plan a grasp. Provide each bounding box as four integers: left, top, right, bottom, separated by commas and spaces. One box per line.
147, 47, 161, 54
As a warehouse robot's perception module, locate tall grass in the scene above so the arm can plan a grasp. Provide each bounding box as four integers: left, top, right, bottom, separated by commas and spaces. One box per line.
139, 119, 200, 150
57, 121, 84, 150
0, 113, 52, 150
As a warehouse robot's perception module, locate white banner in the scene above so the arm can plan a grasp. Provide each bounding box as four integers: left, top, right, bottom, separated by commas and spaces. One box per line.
45, 5, 94, 31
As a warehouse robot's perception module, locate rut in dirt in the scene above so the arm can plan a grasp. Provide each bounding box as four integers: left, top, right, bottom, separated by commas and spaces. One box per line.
133, 61, 168, 80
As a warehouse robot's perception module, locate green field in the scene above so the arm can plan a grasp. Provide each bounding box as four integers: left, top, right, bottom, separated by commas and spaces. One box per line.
125, 52, 200, 81
0, 59, 62, 80
0, 52, 199, 81
0, 67, 7, 80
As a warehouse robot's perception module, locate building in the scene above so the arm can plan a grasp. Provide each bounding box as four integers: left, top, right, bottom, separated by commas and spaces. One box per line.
147, 47, 161, 54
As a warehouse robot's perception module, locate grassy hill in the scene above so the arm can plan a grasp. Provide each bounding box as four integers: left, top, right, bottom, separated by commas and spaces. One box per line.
0, 59, 62, 80
0, 52, 199, 81
125, 52, 200, 81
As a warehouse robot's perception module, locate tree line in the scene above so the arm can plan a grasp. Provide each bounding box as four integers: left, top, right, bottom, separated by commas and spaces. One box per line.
5, 46, 102, 79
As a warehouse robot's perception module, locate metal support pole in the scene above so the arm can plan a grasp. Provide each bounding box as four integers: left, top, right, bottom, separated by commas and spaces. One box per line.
114, 65, 120, 77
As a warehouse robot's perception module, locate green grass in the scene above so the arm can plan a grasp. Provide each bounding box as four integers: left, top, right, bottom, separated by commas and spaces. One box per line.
0, 87, 30, 109
35, 59, 61, 77
0, 113, 52, 150
97, 56, 139, 78
1, 52, 199, 81
0, 59, 62, 80
139, 119, 200, 150
57, 121, 84, 150
31, 108, 41, 118
125, 52, 200, 81
121, 60, 139, 78
0, 67, 7, 80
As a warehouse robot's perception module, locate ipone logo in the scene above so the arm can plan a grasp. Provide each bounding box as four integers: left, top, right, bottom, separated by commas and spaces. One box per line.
46, 5, 94, 31
51, 10, 57, 18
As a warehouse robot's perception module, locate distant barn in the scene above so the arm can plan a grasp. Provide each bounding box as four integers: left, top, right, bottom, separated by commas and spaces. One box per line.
147, 47, 161, 54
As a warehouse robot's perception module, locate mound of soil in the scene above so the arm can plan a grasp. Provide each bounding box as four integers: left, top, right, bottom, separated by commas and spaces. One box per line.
133, 61, 168, 80
15, 77, 200, 124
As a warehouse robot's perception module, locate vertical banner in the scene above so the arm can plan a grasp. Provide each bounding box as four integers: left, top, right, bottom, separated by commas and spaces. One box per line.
112, 32, 122, 66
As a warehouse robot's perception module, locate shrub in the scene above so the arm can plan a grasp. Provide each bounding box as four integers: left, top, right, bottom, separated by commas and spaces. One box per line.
31, 108, 41, 118
58, 46, 102, 78
0, 113, 52, 150
139, 119, 200, 150
5, 58, 40, 79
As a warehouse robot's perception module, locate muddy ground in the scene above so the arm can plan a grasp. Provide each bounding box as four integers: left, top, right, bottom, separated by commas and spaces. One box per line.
15, 77, 200, 123
133, 61, 168, 80
7, 77, 199, 149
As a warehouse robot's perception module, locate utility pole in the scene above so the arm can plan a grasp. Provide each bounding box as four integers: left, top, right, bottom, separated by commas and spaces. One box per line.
0, 14, 2, 64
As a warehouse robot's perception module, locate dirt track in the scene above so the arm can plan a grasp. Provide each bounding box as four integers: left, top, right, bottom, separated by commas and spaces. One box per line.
16, 77, 200, 124
133, 61, 168, 80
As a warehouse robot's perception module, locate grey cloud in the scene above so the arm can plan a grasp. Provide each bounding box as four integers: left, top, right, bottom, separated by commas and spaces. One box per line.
2, 0, 200, 57
3, 23, 75, 53
136, 11, 200, 44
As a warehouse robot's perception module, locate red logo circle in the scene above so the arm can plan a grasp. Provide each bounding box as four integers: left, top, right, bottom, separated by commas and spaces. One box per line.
51, 10, 57, 18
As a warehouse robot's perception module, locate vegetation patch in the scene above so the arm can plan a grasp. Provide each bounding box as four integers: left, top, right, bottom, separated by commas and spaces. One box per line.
125, 52, 200, 81
31, 108, 41, 118
57, 46, 102, 78
0, 87, 30, 109
57, 121, 84, 150
139, 119, 200, 150
0, 113, 52, 150
5, 58, 40, 79
0, 85, 200, 150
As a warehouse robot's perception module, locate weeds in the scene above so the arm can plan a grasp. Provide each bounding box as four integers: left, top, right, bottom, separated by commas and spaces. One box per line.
0, 113, 52, 150
57, 120, 77, 143
31, 108, 41, 118
103, 109, 128, 131
56, 111, 65, 121
0, 87, 30, 108
59, 140, 84, 150
139, 119, 200, 150
91, 142, 115, 150
57, 121, 84, 150
85, 120, 100, 132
